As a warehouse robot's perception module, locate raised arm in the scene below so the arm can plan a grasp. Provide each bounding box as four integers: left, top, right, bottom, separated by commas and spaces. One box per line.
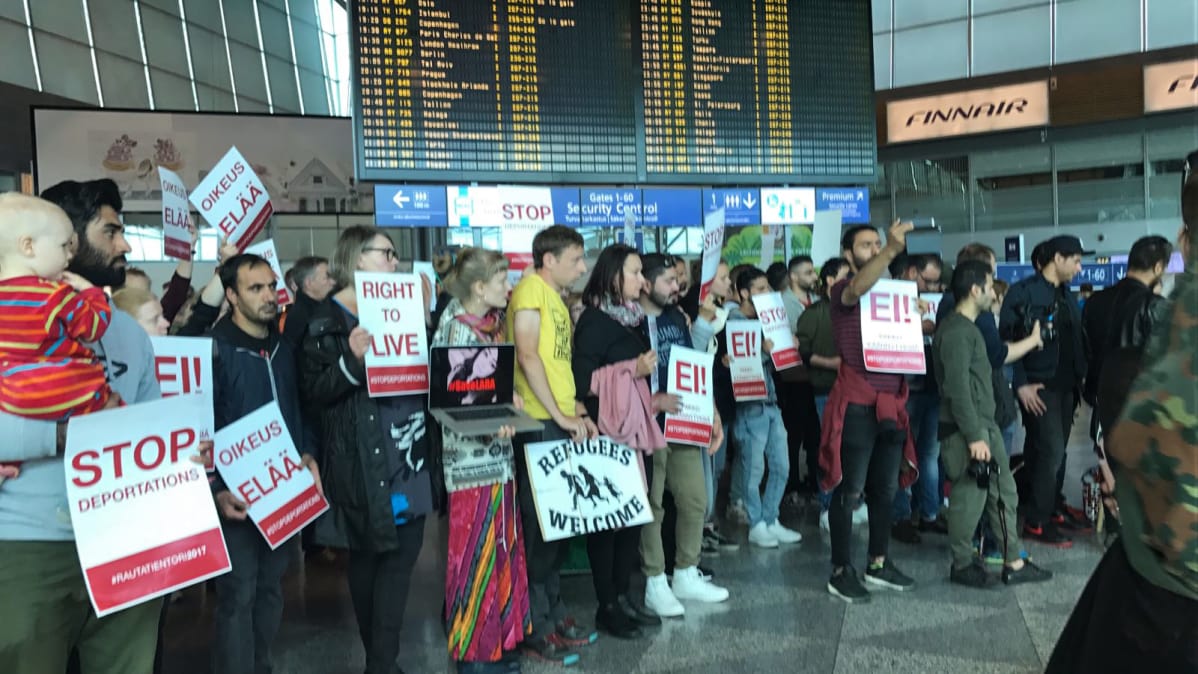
841, 220, 911, 306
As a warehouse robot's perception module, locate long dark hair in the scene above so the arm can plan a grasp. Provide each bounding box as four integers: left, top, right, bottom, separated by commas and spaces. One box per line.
582, 243, 638, 307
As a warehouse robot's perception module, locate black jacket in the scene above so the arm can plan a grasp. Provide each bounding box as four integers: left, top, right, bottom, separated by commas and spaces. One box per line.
572, 307, 651, 421
998, 273, 1086, 389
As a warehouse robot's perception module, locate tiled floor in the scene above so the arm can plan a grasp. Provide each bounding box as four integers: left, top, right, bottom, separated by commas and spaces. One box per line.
163, 416, 1105, 673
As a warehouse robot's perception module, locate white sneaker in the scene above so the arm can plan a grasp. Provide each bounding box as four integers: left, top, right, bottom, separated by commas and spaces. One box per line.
644, 573, 685, 618
768, 521, 803, 544
748, 521, 779, 548
728, 499, 750, 525
671, 566, 729, 603
852, 505, 869, 526
819, 510, 830, 533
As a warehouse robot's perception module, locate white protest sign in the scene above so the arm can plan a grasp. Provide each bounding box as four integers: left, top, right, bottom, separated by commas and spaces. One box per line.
760, 223, 776, 267
524, 437, 652, 542
150, 335, 214, 470
699, 208, 725, 302
501, 221, 538, 277
752, 292, 800, 370
355, 271, 430, 396
623, 209, 636, 252
244, 239, 293, 306
213, 402, 328, 549
65, 395, 231, 617
811, 210, 842, 269
920, 292, 943, 345
663, 346, 715, 447
726, 320, 768, 401
158, 167, 192, 260
412, 261, 437, 313
860, 279, 926, 374
188, 146, 273, 252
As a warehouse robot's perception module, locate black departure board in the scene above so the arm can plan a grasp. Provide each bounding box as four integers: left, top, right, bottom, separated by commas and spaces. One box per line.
350, 0, 877, 185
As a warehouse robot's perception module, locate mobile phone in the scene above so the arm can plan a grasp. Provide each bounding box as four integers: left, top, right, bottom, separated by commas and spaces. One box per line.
909, 216, 938, 230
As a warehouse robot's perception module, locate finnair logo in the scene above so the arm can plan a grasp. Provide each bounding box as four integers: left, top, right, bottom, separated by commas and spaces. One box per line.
887, 81, 1049, 144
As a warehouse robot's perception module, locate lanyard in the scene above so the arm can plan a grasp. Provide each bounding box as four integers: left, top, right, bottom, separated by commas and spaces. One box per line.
647, 314, 659, 393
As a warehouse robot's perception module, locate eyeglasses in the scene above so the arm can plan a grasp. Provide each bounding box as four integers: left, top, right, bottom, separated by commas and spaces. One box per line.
364, 247, 397, 261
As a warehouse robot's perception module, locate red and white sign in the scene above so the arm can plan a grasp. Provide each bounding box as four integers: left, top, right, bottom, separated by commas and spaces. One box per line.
188, 146, 273, 251
664, 346, 715, 447
150, 335, 214, 469
213, 402, 328, 549
752, 292, 799, 370
501, 219, 539, 273
244, 239, 293, 306
699, 208, 725, 302
726, 320, 767, 400
920, 293, 942, 322
355, 271, 430, 396
159, 166, 192, 260
65, 395, 231, 617
860, 279, 926, 374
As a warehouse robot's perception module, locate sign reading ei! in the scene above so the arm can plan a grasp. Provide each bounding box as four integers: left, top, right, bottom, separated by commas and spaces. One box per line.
663, 346, 715, 448
860, 279, 926, 375
354, 272, 430, 397
188, 146, 273, 252
150, 335, 215, 470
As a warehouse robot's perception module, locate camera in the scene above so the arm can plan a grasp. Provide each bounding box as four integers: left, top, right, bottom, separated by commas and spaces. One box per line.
966, 458, 1000, 489
1021, 310, 1057, 344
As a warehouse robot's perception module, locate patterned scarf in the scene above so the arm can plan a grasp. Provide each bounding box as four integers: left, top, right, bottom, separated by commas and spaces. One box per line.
453, 308, 504, 343
597, 297, 645, 328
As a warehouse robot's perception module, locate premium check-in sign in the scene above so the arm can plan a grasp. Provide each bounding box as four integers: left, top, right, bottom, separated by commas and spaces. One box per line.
886, 81, 1049, 144
1144, 59, 1198, 113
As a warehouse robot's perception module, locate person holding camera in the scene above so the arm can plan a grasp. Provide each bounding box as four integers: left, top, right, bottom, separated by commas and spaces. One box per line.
936, 261, 1053, 587
999, 235, 1088, 547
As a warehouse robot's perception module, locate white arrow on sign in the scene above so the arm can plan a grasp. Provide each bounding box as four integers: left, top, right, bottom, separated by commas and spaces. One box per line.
744, 193, 757, 209
392, 191, 410, 208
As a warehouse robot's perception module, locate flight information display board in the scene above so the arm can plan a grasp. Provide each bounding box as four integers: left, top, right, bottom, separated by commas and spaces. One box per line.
351, 0, 876, 184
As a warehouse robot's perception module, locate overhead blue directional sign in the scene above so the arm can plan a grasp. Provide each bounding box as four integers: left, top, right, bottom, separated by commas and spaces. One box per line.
995, 263, 1035, 285
817, 187, 870, 224
579, 188, 641, 226
642, 188, 701, 227
550, 187, 582, 226
1075, 263, 1113, 287
702, 188, 760, 225
374, 184, 448, 227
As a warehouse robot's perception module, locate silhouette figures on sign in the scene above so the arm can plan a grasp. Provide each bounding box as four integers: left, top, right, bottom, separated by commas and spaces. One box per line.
560, 466, 609, 510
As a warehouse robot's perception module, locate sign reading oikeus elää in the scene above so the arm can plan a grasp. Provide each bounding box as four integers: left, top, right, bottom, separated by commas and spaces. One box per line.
524, 437, 652, 542
159, 166, 192, 260
860, 279, 926, 374
65, 395, 231, 618
150, 335, 215, 470
752, 292, 799, 370
188, 146, 273, 252
213, 402, 328, 549
355, 271, 430, 396
726, 320, 768, 400
244, 239, 293, 306
664, 346, 715, 447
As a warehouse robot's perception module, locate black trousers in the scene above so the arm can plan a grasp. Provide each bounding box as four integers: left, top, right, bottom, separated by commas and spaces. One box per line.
776, 378, 820, 492
1022, 388, 1075, 526
347, 518, 426, 674
514, 421, 572, 639
1046, 539, 1198, 673
586, 452, 652, 607
829, 404, 904, 569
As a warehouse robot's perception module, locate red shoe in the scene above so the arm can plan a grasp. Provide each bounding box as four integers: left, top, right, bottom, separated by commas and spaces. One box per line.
1024, 522, 1073, 548
555, 617, 598, 648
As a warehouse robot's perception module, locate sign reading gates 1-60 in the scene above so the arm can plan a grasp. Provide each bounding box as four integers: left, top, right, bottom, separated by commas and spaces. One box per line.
524, 437, 653, 542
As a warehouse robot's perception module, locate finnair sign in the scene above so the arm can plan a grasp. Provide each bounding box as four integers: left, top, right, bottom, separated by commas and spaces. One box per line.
1143, 59, 1198, 113
886, 81, 1049, 144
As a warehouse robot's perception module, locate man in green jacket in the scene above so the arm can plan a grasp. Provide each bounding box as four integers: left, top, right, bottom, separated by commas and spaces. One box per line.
934, 260, 1052, 587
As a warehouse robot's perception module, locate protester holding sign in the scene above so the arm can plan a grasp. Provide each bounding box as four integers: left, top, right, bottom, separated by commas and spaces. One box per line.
297, 226, 434, 674
431, 248, 533, 674
819, 222, 919, 604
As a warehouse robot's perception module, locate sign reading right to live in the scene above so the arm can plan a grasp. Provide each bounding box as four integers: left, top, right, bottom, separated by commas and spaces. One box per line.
859, 279, 926, 374
663, 346, 715, 447
355, 272, 430, 396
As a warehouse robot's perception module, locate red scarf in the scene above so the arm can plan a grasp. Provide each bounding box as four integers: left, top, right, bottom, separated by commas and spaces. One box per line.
454, 309, 504, 343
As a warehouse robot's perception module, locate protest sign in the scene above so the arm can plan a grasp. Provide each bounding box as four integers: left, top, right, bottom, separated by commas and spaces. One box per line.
524, 437, 652, 542
188, 146, 273, 252
150, 335, 214, 469
244, 239, 293, 306
752, 292, 800, 370
412, 261, 438, 313
158, 167, 192, 260
213, 402, 328, 549
663, 346, 715, 447
726, 320, 768, 400
860, 279, 926, 374
699, 208, 725, 302
65, 395, 231, 617
920, 292, 943, 345
355, 271, 430, 396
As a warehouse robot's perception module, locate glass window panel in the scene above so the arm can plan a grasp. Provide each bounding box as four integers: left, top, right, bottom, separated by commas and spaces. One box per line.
1055, 0, 1140, 65
298, 67, 329, 114
892, 21, 968, 88
195, 81, 236, 111
148, 67, 195, 110
1147, 127, 1198, 219
893, 0, 967, 30
972, 5, 1051, 76
972, 146, 1052, 231
1147, 0, 1198, 50
974, 0, 1050, 12
257, 4, 293, 59
872, 0, 891, 32
219, 0, 259, 48
34, 30, 100, 103
96, 51, 149, 108
236, 96, 269, 112
0, 3, 25, 22
227, 40, 267, 102
182, 0, 224, 32
873, 33, 891, 90
1056, 135, 1144, 225
141, 5, 190, 78
259, 0, 287, 11
870, 163, 894, 232
893, 157, 970, 233
139, 0, 181, 17
290, 19, 323, 72
188, 25, 233, 90
266, 55, 300, 112
288, 0, 320, 28
86, 0, 142, 62
0, 18, 40, 90
31, 0, 88, 42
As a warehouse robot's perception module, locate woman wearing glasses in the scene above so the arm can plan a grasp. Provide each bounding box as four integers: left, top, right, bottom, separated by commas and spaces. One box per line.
297, 225, 435, 674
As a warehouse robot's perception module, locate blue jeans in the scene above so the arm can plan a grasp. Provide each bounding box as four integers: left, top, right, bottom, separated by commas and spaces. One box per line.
703, 420, 730, 522
893, 391, 941, 522
734, 402, 789, 526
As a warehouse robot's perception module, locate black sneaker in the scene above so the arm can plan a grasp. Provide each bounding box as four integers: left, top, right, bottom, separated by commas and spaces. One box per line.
1002, 560, 1054, 585
865, 559, 915, 591
827, 566, 871, 604
1052, 507, 1094, 533
950, 562, 998, 588
701, 535, 720, 555
617, 594, 661, 627
891, 519, 922, 544
1023, 521, 1073, 549
918, 517, 949, 535
704, 526, 740, 551
595, 604, 642, 640
520, 634, 580, 667
555, 617, 598, 647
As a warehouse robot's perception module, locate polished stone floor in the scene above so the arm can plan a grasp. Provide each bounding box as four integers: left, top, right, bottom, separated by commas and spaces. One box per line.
163, 416, 1105, 673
